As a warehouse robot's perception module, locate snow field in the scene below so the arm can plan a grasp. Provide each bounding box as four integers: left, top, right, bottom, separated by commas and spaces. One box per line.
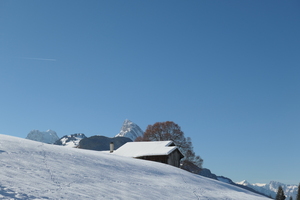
0, 134, 270, 199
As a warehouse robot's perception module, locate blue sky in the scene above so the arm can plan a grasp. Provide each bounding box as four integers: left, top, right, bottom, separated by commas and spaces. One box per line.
1, 1, 299, 185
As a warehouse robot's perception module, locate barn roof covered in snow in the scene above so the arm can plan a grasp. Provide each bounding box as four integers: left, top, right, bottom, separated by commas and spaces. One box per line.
113, 141, 182, 158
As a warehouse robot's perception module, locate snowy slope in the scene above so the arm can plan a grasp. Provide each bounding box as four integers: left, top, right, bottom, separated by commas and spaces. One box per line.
26, 129, 59, 144
115, 119, 144, 141
236, 180, 298, 199
0, 134, 270, 200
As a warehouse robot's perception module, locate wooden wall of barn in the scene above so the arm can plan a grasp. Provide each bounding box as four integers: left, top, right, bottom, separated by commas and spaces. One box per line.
167, 150, 182, 167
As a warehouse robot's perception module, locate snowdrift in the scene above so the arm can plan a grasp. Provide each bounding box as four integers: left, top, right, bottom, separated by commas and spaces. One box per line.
0, 134, 269, 200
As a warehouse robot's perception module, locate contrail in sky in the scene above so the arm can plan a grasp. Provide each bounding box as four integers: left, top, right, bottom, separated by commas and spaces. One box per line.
19, 57, 57, 61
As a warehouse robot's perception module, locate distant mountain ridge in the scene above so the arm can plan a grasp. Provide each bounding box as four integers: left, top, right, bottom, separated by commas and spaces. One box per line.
26, 129, 59, 144
78, 135, 132, 151
197, 168, 270, 198
54, 133, 87, 147
115, 119, 144, 141
236, 180, 298, 199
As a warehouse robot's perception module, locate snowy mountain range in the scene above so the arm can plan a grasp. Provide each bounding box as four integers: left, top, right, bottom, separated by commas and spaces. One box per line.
115, 119, 144, 141
26, 120, 143, 146
26, 129, 59, 144
236, 180, 298, 199
54, 133, 87, 147
0, 134, 270, 199
198, 168, 269, 197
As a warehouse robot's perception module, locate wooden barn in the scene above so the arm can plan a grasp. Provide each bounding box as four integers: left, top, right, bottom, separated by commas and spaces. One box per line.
113, 141, 184, 167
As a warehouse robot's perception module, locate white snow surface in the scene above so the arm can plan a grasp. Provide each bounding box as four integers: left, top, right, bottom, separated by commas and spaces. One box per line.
113, 141, 179, 158
236, 180, 298, 199
115, 119, 144, 141
26, 129, 59, 144
0, 134, 270, 200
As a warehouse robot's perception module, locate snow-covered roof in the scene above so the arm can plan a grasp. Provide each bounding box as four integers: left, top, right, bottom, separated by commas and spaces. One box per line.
113, 141, 181, 158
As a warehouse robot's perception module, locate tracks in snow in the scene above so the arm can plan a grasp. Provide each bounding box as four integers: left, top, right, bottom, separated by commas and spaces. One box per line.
178, 169, 203, 200
38, 143, 84, 197
38, 143, 63, 193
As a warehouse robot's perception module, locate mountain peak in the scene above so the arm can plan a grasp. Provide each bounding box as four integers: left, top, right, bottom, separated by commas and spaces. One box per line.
124, 119, 132, 123
54, 133, 87, 147
236, 180, 250, 186
115, 119, 144, 141
26, 129, 59, 144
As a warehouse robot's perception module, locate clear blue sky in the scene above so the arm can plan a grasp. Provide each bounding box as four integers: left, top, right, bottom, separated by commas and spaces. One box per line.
1, 1, 299, 185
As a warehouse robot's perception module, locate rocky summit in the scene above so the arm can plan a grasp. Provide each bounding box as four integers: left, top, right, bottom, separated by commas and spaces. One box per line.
26, 129, 59, 144
115, 119, 144, 141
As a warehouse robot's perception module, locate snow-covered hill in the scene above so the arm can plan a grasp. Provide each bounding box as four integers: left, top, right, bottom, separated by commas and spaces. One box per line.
236, 180, 298, 199
115, 119, 144, 141
26, 129, 59, 144
0, 134, 270, 200
54, 133, 87, 147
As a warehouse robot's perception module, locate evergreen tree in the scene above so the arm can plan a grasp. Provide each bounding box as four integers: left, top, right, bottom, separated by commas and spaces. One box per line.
297, 183, 300, 200
289, 196, 293, 200
275, 186, 286, 200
